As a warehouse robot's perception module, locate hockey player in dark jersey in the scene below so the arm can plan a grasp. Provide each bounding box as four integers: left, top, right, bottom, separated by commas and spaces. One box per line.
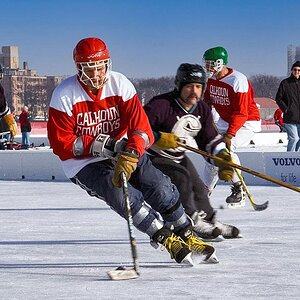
144, 63, 240, 240
0, 74, 17, 139
48, 37, 219, 265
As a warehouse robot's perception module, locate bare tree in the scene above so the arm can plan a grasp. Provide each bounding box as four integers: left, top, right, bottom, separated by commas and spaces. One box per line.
250, 74, 282, 99
132, 76, 174, 105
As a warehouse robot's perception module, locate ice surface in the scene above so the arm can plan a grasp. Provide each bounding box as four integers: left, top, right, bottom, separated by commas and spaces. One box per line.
0, 181, 299, 299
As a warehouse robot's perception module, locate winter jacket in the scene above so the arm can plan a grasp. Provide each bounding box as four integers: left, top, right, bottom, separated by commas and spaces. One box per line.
19, 111, 31, 132
275, 75, 300, 124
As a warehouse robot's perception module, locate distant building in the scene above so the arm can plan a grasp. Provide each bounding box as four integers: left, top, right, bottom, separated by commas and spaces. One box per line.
0, 46, 63, 119
287, 45, 300, 75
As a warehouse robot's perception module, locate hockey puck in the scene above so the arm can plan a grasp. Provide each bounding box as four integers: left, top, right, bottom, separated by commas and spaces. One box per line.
219, 205, 224, 209
116, 266, 126, 270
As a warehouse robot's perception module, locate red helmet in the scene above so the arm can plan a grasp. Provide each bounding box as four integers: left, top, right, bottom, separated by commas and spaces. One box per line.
73, 37, 110, 63
73, 37, 112, 89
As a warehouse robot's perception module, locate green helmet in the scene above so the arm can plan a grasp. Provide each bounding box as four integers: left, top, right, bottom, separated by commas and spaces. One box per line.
203, 46, 228, 77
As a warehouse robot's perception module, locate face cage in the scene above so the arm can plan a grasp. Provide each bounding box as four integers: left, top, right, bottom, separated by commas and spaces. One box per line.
77, 59, 112, 89
203, 59, 224, 78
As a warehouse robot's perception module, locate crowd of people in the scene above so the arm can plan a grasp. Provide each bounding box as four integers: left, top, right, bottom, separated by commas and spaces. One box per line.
2, 36, 300, 265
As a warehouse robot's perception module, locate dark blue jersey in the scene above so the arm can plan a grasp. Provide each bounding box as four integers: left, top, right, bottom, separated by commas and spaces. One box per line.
0, 83, 9, 118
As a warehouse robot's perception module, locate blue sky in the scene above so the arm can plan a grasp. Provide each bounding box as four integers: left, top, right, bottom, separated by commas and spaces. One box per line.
1, 0, 299, 78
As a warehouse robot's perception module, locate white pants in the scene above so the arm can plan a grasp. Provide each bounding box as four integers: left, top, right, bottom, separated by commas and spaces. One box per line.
202, 118, 261, 191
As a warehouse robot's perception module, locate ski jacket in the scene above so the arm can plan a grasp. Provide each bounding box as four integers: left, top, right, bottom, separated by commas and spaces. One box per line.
204, 68, 260, 137
19, 111, 31, 132
275, 75, 300, 124
144, 90, 225, 163
47, 72, 154, 178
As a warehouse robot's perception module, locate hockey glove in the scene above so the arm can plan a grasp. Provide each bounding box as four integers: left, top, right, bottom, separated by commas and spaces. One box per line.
2, 113, 17, 137
215, 149, 234, 181
90, 133, 126, 158
112, 151, 139, 188
155, 132, 180, 150
223, 133, 233, 151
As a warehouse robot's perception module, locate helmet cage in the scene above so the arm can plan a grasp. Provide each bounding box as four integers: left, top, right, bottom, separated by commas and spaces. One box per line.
77, 59, 112, 89
203, 58, 225, 78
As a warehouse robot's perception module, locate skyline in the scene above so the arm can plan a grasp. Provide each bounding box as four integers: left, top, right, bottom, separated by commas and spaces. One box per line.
1, 0, 299, 79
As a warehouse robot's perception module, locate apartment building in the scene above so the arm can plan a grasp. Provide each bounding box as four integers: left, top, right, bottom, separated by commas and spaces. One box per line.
0, 46, 63, 119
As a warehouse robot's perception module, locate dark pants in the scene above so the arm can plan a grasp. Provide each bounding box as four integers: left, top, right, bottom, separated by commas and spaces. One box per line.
150, 155, 214, 219
71, 154, 189, 237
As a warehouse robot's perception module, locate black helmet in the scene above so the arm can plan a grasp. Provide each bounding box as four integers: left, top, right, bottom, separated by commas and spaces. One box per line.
175, 63, 207, 93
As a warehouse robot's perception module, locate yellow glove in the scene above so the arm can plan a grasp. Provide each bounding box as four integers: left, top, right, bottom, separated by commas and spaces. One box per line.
215, 149, 234, 181
155, 132, 180, 150
112, 153, 139, 188
3, 113, 17, 137
224, 133, 233, 151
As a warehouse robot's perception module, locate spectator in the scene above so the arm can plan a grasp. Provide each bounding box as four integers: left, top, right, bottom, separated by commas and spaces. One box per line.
275, 61, 300, 151
19, 106, 31, 149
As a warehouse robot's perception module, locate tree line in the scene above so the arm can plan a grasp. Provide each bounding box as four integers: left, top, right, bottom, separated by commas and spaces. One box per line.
132, 74, 283, 105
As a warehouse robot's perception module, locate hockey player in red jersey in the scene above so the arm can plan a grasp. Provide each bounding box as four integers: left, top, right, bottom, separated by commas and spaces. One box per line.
203, 46, 261, 208
47, 37, 219, 265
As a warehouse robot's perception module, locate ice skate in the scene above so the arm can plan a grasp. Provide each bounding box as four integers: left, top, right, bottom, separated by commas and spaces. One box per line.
190, 211, 223, 242
214, 220, 241, 239
226, 182, 246, 208
177, 225, 219, 264
152, 227, 193, 265
209, 211, 241, 239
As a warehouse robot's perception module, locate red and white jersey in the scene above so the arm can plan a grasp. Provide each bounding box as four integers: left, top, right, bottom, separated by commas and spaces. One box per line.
48, 71, 154, 178
204, 68, 260, 136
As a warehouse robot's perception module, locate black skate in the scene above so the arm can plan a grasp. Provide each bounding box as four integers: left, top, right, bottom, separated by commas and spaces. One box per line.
226, 182, 246, 208
190, 211, 223, 241
152, 227, 193, 265
176, 225, 219, 264
208, 211, 241, 238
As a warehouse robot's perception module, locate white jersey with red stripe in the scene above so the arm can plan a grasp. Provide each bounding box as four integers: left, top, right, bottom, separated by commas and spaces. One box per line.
48, 71, 154, 178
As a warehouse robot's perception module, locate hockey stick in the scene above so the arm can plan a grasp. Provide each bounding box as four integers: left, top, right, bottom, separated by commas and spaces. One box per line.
177, 142, 300, 193
107, 172, 140, 280
234, 168, 268, 211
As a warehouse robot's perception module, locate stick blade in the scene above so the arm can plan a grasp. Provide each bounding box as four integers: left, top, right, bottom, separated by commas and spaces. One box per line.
254, 200, 269, 211
107, 268, 139, 281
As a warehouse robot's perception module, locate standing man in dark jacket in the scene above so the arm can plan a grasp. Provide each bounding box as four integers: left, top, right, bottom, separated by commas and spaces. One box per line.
19, 105, 32, 149
275, 61, 300, 151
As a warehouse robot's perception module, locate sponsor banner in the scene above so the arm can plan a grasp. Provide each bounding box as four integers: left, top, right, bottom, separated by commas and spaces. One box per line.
265, 153, 300, 186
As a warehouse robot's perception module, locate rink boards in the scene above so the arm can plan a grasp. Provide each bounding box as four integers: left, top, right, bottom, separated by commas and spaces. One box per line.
0, 148, 299, 187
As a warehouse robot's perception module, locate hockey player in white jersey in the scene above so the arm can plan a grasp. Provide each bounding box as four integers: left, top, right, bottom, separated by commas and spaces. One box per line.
47, 37, 219, 265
